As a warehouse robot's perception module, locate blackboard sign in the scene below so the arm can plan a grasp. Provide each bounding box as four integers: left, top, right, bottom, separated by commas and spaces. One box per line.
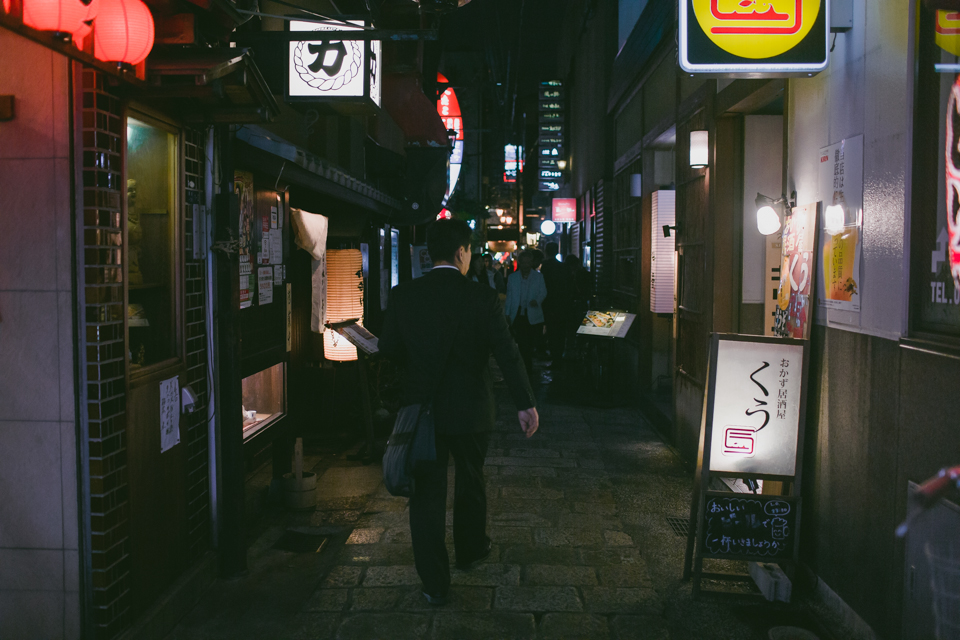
701, 493, 799, 561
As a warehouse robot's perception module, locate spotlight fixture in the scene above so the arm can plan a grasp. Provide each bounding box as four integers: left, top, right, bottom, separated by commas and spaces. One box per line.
754, 191, 797, 236
556, 159, 568, 170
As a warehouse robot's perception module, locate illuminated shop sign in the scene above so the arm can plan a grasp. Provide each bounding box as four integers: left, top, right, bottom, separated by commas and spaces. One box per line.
538, 80, 564, 192
438, 73, 463, 204
288, 20, 382, 109
504, 144, 523, 183
552, 198, 576, 223
679, 0, 828, 76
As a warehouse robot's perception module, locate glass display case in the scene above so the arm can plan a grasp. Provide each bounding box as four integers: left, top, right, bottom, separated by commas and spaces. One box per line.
242, 363, 286, 439
126, 115, 179, 369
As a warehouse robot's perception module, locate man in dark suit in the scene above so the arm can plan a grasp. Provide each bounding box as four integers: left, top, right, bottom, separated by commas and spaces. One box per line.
379, 219, 539, 605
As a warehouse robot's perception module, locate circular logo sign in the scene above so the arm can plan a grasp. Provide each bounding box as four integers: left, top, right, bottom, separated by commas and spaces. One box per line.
692, 0, 821, 59
293, 35, 363, 93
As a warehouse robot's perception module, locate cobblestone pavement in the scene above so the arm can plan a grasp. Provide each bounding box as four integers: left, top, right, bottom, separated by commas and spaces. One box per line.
169, 369, 793, 640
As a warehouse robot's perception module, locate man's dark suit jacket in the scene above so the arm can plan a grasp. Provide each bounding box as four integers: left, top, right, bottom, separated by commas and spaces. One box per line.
379, 267, 536, 435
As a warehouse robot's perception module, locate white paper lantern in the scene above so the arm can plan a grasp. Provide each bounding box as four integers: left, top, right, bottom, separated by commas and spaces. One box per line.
689, 130, 708, 168
651, 190, 676, 314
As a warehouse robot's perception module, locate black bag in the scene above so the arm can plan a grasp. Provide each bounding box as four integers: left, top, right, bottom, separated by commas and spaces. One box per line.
382, 402, 438, 497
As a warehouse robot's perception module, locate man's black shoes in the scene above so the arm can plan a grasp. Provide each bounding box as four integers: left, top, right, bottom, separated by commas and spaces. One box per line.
455, 541, 492, 571
422, 590, 448, 606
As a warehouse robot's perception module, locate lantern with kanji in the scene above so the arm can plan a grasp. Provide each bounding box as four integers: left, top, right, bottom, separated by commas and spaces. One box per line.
93, 0, 154, 65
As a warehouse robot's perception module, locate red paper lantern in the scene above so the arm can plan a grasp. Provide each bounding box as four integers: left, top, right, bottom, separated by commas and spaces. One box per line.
22, 0, 97, 35
93, 0, 154, 65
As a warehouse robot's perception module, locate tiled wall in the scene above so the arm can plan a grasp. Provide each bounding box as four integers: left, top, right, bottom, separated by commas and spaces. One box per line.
0, 31, 81, 640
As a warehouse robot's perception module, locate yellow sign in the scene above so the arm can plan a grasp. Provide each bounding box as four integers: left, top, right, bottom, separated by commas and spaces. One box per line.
936, 11, 960, 57
822, 228, 859, 303
692, 0, 822, 59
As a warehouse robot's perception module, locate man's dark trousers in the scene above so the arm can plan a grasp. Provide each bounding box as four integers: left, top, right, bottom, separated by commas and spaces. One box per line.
410, 432, 491, 596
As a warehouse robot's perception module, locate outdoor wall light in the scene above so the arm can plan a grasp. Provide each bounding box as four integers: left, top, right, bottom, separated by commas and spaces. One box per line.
689, 130, 708, 168
824, 204, 845, 235
755, 191, 797, 236
540, 220, 557, 236
556, 159, 567, 170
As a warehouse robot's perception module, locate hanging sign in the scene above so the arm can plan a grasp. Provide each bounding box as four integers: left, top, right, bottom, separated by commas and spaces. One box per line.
679, 0, 829, 76
552, 198, 576, 223
287, 20, 381, 111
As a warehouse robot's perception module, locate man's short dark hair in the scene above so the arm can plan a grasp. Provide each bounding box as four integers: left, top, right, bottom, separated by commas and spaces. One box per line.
427, 219, 472, 263
545, 242, 559, 256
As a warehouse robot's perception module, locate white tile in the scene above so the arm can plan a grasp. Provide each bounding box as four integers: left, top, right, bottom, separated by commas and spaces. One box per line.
51, 55, 70, 160
61, 421, 79, 550
64, 590, 80, 640
55, 157, 74, 293
58, 293, 76, 423
63, 550, 79, 593
0, 292, 61, 422
0, 31, 55, 160
0, 160, 58, 291
0, 421, 63, 549
0, 549, 63, 591
0, 590, 64, 640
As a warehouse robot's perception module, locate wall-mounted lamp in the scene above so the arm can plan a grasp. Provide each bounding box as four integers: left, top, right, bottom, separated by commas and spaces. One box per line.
754, 191, 797, 236
556, 159, 567, 171
540, 220, 557, 236
630, 173, 642, 197
689, 130, 709, 168
662, 225, 677, 238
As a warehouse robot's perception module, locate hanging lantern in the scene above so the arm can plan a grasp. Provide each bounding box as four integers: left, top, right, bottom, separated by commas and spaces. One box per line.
324, 249, 364, 362
93, 0, 154, 65
22, 0, 97, 36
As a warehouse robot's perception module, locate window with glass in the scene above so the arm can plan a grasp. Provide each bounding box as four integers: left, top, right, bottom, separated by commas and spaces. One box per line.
126, 115, 180, 368
242, 363, 286, 438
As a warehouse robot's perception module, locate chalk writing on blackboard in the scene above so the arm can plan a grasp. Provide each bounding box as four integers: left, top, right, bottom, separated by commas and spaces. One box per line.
703, 496, 796, 559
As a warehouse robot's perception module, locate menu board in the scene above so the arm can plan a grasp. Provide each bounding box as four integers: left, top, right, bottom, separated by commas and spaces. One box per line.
576, 310, 636, 338
701, 494, 798, 560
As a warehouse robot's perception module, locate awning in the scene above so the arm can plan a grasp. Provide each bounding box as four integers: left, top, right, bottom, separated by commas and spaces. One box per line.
141, 47, 281, 123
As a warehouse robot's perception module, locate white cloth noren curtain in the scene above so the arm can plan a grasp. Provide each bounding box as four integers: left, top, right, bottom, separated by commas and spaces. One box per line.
292, 208, 329, 333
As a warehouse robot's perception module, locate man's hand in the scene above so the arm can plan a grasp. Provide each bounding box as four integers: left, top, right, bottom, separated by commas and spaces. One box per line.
518, 407, 539, 438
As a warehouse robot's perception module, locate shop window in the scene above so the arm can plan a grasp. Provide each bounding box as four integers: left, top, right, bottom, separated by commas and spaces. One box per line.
126, 115, 179, 369
911, 8, 960, 339
242, 363, 286, 439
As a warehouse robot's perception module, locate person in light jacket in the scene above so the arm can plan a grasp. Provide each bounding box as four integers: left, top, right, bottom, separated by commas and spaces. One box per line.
505, 250, 548, 375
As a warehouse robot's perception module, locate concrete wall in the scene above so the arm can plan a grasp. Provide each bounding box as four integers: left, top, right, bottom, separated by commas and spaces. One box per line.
0, 31, 81, 639
785, 1, 946, 636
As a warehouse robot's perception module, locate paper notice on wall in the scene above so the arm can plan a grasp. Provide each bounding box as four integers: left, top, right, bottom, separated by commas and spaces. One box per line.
235, 170, 254, 309
261, 217, 271, 264
271, 231, 283, 264
286, 283, 292, 352
259, 267, 274, 305
240, 274, 251, 308
160, 376, 180, 453
274, 265, 283, 285
271, 205, 278, 229
818, 135, 863, 322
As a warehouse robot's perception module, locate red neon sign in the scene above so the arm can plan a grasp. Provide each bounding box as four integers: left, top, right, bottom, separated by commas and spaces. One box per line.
437, 73, 463, 141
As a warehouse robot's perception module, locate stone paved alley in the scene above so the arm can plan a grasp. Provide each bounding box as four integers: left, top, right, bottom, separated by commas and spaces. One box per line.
168, 370, 835, 640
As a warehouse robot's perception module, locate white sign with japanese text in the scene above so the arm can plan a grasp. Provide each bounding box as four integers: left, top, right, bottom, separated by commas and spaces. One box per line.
159, 376, 180, 453
708, 340, 804, 476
